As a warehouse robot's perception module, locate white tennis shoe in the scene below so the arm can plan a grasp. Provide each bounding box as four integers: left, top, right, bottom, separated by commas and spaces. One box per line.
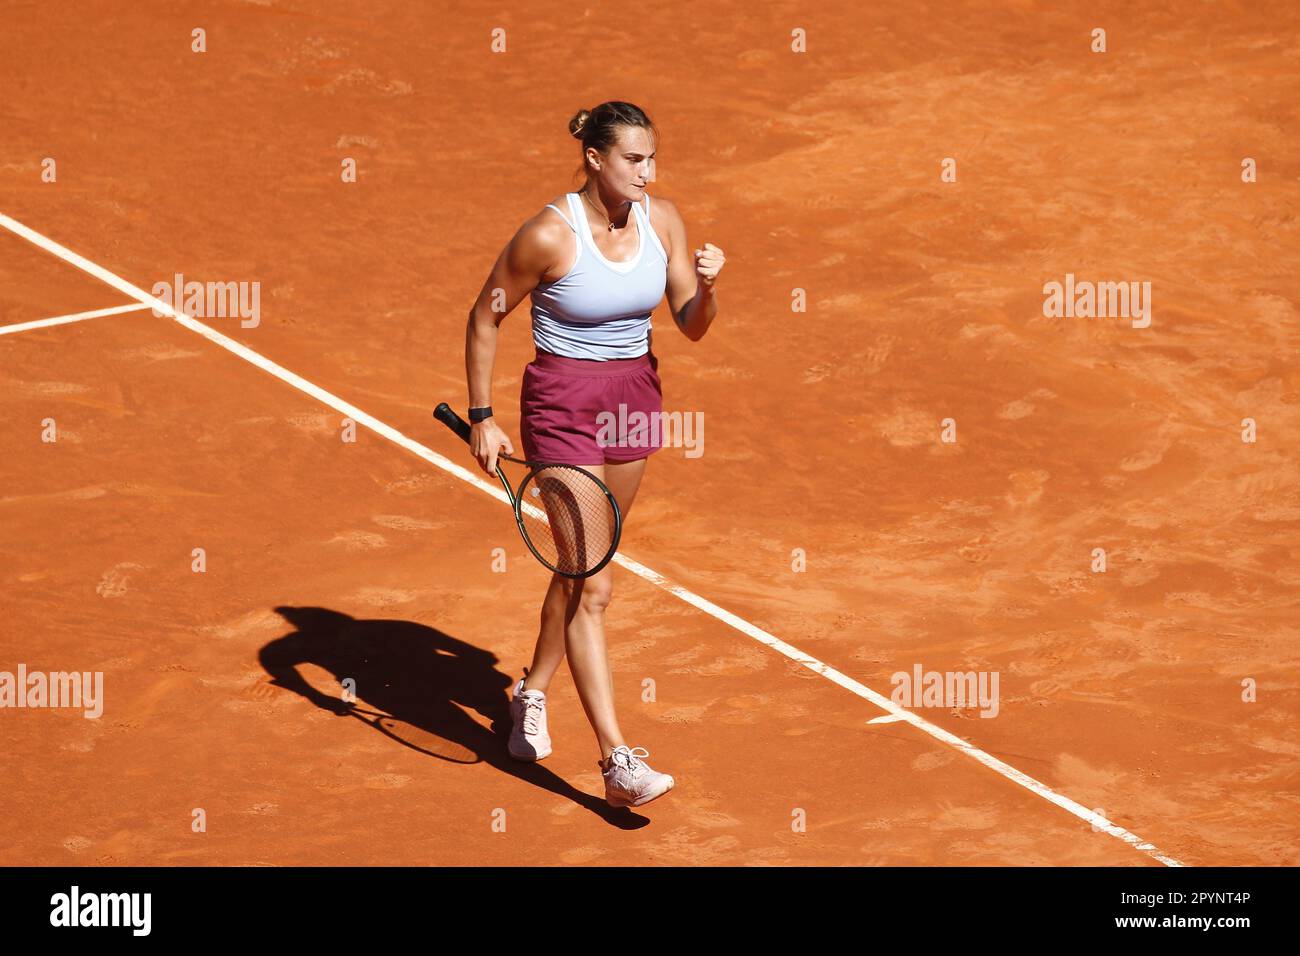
601, 745, 675, 807
508, 678, 551, 761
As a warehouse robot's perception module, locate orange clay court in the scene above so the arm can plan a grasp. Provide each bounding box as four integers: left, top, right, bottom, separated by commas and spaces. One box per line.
2, 1, 1297, 866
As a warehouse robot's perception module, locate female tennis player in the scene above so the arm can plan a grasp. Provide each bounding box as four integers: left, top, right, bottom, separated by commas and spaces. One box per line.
461, 101, 724, 808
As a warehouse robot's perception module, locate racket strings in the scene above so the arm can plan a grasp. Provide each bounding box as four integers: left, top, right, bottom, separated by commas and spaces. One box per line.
518, 466, 618, 575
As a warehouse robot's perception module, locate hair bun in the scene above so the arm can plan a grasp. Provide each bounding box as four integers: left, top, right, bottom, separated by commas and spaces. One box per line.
568, 109, 591, 139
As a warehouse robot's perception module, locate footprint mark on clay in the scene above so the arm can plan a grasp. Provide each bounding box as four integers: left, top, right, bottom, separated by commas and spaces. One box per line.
1005, 470, 1049, 507
96, 563, 147, 598
864, 334, 897, 372
240, 680, 279, 702
1030, 678, 1065, 697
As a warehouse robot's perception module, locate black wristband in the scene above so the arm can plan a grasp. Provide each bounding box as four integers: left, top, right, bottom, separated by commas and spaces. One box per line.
468, 406, 494, 423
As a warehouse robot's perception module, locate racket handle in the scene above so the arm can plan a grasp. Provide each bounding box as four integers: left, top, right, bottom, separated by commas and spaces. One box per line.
433, 402, 472, 444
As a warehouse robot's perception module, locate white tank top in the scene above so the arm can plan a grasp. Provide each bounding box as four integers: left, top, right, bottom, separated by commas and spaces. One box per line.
529, 192, 668, 360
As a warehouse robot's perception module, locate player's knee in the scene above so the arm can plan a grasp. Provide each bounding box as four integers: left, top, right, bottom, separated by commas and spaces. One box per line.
578, 576, 613, 615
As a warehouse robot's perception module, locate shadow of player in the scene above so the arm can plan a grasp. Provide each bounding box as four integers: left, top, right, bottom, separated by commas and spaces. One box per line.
258, 605, 647, 829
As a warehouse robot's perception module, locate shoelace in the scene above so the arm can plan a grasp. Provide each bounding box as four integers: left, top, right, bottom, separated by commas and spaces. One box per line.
519, 695, 544, 735
609, 746, 650, 779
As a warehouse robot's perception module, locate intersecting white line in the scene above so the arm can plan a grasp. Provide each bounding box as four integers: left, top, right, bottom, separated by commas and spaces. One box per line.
0, 302, 150, 336
0, 210, 1184, 867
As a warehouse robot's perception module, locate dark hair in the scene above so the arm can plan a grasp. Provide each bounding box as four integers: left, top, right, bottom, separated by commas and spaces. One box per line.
568, 101, 656, 183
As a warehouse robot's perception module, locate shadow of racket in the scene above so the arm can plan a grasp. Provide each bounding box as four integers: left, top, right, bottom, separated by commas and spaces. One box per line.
343, 703, 480, 764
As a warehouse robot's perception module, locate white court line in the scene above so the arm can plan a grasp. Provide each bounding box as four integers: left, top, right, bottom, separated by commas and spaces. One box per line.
0, 210, 1184, 867
0, 302, 150, 336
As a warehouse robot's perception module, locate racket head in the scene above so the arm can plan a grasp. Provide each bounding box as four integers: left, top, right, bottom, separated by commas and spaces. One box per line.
431, 404, 622, 578
513, 462, 622, 578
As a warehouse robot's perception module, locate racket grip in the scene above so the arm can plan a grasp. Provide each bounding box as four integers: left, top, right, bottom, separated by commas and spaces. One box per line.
433, 402, 473, 444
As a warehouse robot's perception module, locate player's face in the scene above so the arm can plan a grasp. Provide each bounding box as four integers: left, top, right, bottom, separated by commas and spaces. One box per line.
595, 126, 656, 202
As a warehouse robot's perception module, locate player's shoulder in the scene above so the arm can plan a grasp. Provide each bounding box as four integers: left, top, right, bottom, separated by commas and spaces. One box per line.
510, 195, 573, 263
524, 194, 572, 229
646, 193, 683, 229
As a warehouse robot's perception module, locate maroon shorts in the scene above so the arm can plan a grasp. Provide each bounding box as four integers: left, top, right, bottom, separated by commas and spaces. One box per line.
520, 350, 664, 466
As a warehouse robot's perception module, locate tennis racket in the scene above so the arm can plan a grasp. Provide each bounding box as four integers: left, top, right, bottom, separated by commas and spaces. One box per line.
433, 403, 622, 578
